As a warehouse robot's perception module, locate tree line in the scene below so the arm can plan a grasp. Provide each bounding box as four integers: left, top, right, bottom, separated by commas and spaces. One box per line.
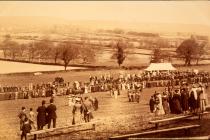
0, 34, 209, 70
0, 35, 95, 70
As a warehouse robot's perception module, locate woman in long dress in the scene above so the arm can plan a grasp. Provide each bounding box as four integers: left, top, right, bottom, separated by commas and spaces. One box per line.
162, 92, 170, 114
72, 98, 83, 125
172, 90, 182, 114
189, 86, 198, 114
155, 93, 165, 116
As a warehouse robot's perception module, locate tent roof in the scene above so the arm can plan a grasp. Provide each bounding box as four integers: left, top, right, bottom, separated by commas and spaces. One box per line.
145, 63, 176, 71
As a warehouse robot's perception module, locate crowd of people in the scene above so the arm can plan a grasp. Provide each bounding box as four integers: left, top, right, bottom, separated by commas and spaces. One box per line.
4, 69, 208, 140
1, 70, 209, 101
17, 95, 98, 140
149, 82, 208, 116
18, 98, 57, 140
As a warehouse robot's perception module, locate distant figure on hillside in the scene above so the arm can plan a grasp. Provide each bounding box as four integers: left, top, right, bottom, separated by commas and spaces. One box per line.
18, 107, 27, 131
37, 100, 47, 130
46, 98, 57, 129
21, 118, 31, 140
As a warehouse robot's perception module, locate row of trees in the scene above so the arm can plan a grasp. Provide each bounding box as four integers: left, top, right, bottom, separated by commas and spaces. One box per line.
0, 34, 208, 70
114, 36, 208, 67
0, 35, 95, 70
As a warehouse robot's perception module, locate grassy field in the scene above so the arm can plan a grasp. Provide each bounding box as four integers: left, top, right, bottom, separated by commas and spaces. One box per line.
0, 86, 210, 140
0, 66, 210, 139
0, 88, 154, 140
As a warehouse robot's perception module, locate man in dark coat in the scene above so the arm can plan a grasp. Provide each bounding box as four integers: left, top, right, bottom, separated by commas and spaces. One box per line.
149, 95, 155, 113
18, 106, 27, 130
46, 98, 57, 128
37, 100, 47, 130
180, 88, 189, 114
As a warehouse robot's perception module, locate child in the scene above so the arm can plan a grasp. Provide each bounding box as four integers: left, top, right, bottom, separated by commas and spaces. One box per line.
28, 108, 36, 130
21, 118, 32, 140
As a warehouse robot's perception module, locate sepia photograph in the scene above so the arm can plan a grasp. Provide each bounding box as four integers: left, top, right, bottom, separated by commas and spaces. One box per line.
0, 1, 210, 140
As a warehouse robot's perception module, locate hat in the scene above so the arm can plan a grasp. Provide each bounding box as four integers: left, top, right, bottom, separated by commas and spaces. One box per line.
50, 98, 54, 103
75, 98, 81, 101
42, 100, 46, 105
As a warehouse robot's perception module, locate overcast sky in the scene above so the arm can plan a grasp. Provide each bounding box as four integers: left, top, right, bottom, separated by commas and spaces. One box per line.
0, 1, 210, 26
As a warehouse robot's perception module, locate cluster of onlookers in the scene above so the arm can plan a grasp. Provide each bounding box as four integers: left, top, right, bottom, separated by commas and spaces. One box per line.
12, 70, 210, 140
18, 98, 57, 140
1, 70, 209, 101
17, 95, 98, 140
71, 96, 98, 125
149, 82, 208, 116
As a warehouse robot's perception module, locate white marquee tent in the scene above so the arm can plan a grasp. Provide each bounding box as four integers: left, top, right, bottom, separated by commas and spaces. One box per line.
145, 63, 176, 71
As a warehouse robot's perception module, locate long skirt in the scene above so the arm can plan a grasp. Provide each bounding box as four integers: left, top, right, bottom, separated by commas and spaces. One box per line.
155, 104, 165, 116
162, 101, 170, 114
72, 112, 82, 125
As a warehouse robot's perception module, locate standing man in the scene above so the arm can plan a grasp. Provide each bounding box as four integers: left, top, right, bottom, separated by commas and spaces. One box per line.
46, 98, 57, 129
149, 96, 155, 113
18, 107, 27, 131
83, 97, 94, 122
37, 100, 47, 130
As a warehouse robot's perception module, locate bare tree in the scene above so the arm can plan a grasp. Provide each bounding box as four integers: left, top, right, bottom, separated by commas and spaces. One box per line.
18, 44, 27, 59
9, 41, 20, 60
194, 42, 206, 65
79, 42, 95, 64
59, 41, 80, 71
27, 42, 38, 62
35, 38, 53, 61
51, 44, 60, 64
1, 34, 12, 59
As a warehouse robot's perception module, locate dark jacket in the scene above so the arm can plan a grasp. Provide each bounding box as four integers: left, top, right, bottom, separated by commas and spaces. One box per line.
18, 111, 27, 121
46, 104, 57, 119
37, 105, 47, 126
22, 122, 32, 135
149, 98, 155, 112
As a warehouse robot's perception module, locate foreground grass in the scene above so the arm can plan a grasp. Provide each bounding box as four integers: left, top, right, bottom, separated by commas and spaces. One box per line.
0, 86, 210, 140
0, 87, 160, 140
